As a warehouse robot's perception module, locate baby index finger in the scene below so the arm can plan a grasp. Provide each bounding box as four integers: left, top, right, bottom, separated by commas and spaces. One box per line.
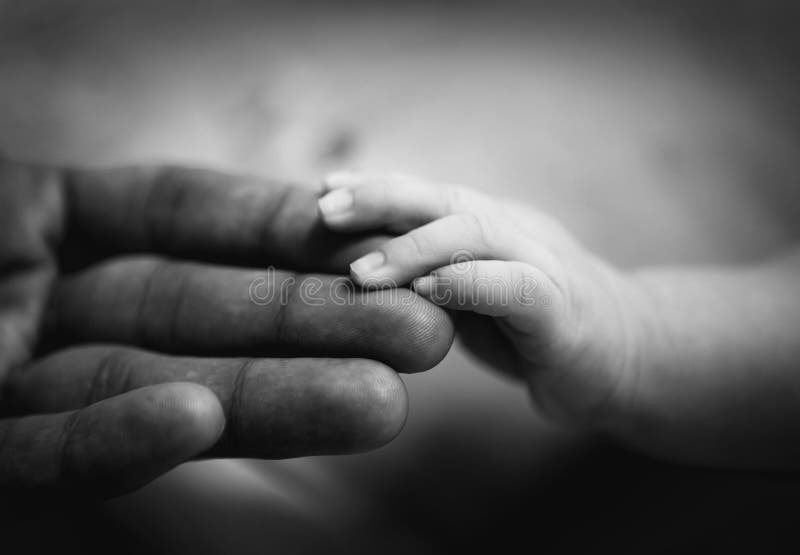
318, 172, 457, 232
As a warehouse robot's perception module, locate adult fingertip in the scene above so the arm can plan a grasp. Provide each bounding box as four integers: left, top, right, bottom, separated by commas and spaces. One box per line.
409, 303, 456, 373
381, 288, 455, 373
116, 382, 226, 477
341, 359, 409, 451
219, 358, 407, 457
62, 383, 225, 497
155, 382, 227, 451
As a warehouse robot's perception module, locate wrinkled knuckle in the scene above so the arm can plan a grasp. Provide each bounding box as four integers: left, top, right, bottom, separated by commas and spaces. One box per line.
88, 349, 132, 404
273, 275, 298, 344
57, 410, 84, 484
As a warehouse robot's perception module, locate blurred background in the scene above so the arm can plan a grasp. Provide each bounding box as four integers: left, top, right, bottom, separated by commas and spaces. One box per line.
2, 0, 800, 552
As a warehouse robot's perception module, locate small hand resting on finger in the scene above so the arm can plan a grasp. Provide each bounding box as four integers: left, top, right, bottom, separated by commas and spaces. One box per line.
318, 171, 800, 471
317, 171, 637, 429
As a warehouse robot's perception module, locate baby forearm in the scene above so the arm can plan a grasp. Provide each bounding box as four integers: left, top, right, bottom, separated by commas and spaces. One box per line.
618, 249, 800, 469
316, 171, 800, 469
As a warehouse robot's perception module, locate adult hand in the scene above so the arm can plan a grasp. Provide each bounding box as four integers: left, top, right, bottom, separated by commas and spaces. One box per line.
0, 159, 454, 496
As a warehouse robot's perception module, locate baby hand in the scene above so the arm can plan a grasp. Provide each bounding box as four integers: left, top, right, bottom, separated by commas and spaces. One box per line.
317, 172, 648, 430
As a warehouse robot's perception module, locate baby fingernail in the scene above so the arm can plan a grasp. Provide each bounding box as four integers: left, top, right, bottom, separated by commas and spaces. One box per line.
350, 251, 386, 280
318, 188, 354, 218
412, 276, 435, 296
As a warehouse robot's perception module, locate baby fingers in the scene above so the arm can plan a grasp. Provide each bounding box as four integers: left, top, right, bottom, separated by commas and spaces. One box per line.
412, 260, 563, 334
348, 212, 562, 288
318, 171, 487, 233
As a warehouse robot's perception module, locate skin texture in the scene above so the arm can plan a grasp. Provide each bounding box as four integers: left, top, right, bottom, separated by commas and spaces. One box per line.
319, 171, 800, 470
0, 158, 454, 497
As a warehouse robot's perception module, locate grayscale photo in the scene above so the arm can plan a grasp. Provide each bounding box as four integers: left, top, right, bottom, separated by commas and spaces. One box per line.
1, 0, 799, 553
